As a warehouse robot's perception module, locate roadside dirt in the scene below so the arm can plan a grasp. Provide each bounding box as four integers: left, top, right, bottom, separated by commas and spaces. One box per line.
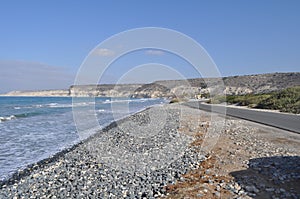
163, 105, 300, 199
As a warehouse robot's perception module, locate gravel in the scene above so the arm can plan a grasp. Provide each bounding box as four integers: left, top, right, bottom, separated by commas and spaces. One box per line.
220, 119, 300, 199
0, 104, 205, 198
1, 103, 299, 199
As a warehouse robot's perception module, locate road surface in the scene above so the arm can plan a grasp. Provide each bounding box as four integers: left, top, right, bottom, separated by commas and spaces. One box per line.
184, 101, 300, 133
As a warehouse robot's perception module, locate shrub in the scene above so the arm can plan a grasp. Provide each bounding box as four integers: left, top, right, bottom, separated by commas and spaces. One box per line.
210, 86, 300, 114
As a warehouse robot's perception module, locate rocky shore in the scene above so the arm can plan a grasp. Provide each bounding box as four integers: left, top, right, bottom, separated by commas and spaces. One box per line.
0, 104, 205, 198
0, 103, 299, 198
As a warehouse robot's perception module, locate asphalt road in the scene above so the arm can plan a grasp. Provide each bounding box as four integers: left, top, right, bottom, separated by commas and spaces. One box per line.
184, 101, 300, 133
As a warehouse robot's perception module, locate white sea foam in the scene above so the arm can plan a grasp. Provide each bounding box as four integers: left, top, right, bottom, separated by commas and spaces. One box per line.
0, 115, 16, 122
0, 97, 166, 180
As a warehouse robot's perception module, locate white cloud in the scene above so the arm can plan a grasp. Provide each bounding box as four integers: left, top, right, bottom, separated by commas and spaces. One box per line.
145, 49, 165, 56
93, 48, 115, 57
0, 60, 75, 93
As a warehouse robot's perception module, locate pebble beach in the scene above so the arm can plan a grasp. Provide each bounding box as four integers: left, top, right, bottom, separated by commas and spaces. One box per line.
0, 103, 299, 199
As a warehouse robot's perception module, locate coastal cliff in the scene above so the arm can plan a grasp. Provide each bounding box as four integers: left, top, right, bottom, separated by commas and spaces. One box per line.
3, 90, 70, 97
2, 72, 299, 97
69, 84, 142, 97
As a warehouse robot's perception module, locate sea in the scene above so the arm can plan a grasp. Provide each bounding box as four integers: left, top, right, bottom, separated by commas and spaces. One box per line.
0, 96, 166, 181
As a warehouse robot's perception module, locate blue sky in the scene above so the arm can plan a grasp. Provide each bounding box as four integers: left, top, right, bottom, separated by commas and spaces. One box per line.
0, 0, 299, 92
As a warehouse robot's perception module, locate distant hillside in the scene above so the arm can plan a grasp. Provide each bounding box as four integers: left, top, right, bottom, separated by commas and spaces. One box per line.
222, 72, 300, 94
132, 72, 300, 97
2, 72, 299, 98
69, 84, 142, 97
2, 90, 70, 97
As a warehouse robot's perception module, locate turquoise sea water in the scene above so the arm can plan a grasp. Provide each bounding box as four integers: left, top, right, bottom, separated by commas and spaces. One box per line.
0, 97, 165, 180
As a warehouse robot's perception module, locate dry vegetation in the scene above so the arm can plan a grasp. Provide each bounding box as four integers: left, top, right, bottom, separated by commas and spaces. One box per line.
210, 86, 300, 114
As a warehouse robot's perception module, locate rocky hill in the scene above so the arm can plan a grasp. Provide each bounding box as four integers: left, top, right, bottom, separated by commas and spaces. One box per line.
129, 72, 300, 98
69, 84, 142, 97
2, 72, 299, 98
222, 72, 300, 94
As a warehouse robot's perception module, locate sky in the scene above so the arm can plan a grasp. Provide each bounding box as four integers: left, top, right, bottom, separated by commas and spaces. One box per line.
0, 0, 299, 93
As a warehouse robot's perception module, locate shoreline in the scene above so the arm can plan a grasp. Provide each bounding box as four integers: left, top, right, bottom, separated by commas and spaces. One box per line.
0, 97, 167, 183
0, 103, 159, 186
1, 103, 299, 198
0, 104, 206, 198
